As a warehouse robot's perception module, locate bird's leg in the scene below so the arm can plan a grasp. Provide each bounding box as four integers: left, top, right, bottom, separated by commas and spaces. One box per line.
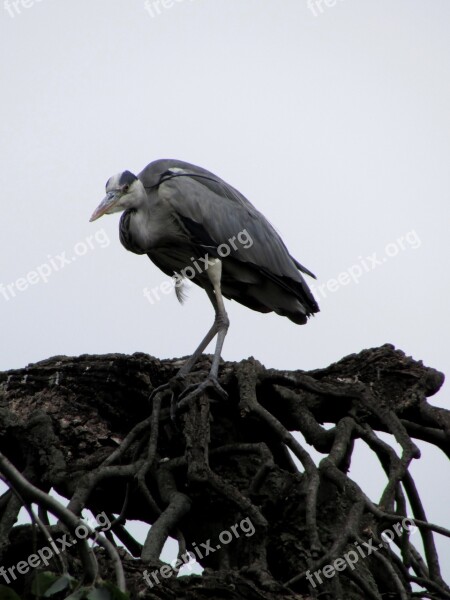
150, 260, 229, 419
149, 291, 218, 402
149, 303, 224, 417
206, 274, 229, 380
177, 260, 229, 409
165, 314, 222, 420
176, 316, 221, 378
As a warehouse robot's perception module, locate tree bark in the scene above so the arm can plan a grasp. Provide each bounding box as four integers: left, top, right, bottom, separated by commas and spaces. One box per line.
0, 344, 448, 600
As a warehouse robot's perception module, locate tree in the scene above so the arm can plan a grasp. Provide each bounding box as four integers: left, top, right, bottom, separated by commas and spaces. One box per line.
0, 344, 449, 600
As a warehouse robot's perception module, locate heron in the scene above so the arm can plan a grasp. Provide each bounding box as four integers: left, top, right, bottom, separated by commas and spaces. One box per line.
90, 159, 319, 404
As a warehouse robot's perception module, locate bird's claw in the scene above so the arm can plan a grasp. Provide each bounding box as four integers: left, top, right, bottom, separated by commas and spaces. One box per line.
148, 381, 171, 403
149, 376, 186, 427
150, 374, 187, 398
149, 373, 227, 424
177, 375, 228, 410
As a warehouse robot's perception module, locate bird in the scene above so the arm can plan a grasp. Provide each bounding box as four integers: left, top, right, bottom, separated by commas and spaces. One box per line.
90, 159, 319, 403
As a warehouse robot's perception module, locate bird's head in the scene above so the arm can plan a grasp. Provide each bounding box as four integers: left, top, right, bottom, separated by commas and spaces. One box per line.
89, 170, 146, 222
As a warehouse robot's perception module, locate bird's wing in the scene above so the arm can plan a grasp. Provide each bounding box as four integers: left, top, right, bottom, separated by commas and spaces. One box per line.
139, 161, 318, 312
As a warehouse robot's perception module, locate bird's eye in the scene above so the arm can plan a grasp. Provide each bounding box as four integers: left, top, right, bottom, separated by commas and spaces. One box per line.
123, 184, 130, 193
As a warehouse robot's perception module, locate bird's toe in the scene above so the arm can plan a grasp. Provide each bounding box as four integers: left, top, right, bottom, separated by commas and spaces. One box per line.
177, 374, 228, 410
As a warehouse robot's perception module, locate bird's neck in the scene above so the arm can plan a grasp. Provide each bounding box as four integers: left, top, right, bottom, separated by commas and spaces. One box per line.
119, 202, 165, 254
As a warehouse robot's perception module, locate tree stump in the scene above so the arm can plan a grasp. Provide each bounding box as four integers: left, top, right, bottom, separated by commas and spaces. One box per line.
0, 344, 448, 600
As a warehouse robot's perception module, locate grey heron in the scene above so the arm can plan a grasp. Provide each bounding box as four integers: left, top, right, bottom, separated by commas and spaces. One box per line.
90, 159, 319, 403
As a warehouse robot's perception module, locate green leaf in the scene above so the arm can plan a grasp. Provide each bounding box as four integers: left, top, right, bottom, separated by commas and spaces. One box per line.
43, 574, 75, 597
63, 589, 88, 600
0, 585, 22, 600
31, 572, 61, 596
86, 587, 112, 600
101, 582, 129, 600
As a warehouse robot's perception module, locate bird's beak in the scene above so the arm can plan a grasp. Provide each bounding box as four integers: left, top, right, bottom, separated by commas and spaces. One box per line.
89, 191, 120, 222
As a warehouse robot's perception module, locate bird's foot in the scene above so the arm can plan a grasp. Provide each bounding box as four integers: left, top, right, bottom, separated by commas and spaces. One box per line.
149, 374, 188, 420
149, 372, 227, 423
149, 376, 183, 401
176, 374, 228, 412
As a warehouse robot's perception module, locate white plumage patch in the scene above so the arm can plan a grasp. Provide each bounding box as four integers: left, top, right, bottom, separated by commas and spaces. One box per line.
173, 275, 189, 304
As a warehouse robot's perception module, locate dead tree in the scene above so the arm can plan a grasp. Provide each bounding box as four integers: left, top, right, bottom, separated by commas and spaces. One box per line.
0, 344, 449, 600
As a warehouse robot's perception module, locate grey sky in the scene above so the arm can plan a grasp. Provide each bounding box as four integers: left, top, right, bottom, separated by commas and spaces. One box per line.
1, 0, 449, 583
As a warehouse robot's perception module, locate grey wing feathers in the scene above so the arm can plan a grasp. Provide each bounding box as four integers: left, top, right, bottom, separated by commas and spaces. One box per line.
291, 257, 317, 279
139, 159, 319, 316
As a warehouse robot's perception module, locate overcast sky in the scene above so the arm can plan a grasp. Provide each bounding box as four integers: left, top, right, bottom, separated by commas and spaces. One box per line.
1, 0, 449, 584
